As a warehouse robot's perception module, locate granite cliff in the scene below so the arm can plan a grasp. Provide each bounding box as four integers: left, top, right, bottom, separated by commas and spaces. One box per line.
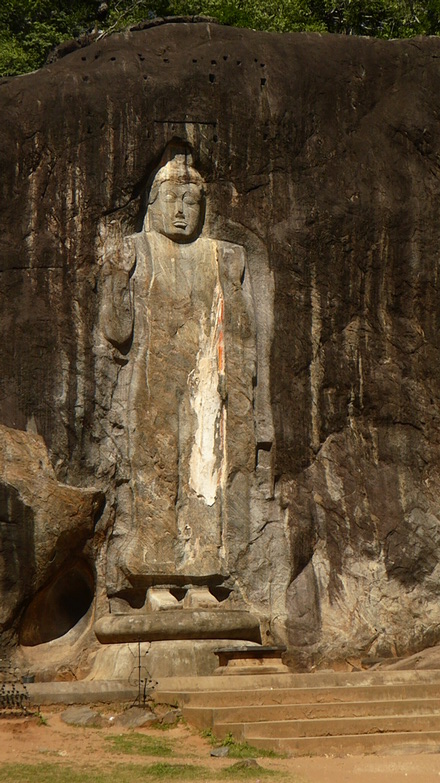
1, 21, 440, 676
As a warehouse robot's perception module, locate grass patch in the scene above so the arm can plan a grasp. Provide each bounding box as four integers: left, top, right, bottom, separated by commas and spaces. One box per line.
0, 765, 102, 783
105, 732, 174, 757
0, 761, 282, 782
0, 763, 210, 782
203, 731, 281, 759
0, 761, 278, 783
225, 741, 279, 760
224, 765, 277, 778
140, 762, 209, 779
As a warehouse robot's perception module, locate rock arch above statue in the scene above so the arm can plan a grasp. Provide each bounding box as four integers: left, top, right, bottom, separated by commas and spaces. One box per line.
101, 144, 257, 613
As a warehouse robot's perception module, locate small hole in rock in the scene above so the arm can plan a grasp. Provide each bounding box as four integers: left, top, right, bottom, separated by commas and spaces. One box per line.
163, 58, 169, 63
81, 56, 86, 61
209, 73, 216, 83
261, 63, 265, 67
223, 54, 228, 60
261, 77, 267, 87
211, 59, 217, 65
112, 588, 146, 610
169, 587, 186, 602
236, 60, 241, 66
110, 56, 116, 61
210, 585, 231, 602
82, 75, 89, 82
193, 58, 197, 63
213, 134, 218, 142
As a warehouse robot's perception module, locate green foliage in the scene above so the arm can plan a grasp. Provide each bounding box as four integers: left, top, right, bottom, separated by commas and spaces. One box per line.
1, 0, 440, 76
0, 0, 98, 75
35, 710, 49, 726
0, 35, 30, 76
312, 0, 440, 38
201, 727, 217, 743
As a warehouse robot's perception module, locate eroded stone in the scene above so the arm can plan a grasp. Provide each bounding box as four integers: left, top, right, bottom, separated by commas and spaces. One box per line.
0, 425, 103, 643
61, 706, 103, 727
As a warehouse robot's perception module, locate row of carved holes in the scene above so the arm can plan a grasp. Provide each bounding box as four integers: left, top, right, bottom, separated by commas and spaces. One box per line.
81, 53, 267, 85
82, 54, 266, 66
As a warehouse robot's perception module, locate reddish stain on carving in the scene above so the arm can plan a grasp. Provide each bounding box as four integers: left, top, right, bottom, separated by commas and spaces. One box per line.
217, 294, 225, 374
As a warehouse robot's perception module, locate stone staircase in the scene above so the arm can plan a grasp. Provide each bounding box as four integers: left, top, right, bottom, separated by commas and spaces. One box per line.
154, 670, 440, 756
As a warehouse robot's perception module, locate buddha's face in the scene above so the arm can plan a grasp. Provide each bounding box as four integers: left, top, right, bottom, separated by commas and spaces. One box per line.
149, 181, 203, 242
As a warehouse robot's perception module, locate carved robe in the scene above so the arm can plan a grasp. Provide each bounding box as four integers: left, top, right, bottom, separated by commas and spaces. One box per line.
103, 230, 256, 585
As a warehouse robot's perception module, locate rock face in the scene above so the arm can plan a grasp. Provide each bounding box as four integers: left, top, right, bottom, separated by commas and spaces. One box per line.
2, 21, 440, 673
0, 424, 103, 646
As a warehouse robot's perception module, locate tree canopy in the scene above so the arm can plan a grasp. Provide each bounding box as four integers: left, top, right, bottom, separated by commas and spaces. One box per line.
1, 0, 440, 76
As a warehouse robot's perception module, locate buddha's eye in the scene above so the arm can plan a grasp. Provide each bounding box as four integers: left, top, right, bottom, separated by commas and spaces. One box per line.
163, 192, 176, 202
184, 197, 197, 205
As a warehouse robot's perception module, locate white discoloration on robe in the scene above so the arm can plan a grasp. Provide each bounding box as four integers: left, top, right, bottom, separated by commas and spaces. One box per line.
189, 282, 225, 505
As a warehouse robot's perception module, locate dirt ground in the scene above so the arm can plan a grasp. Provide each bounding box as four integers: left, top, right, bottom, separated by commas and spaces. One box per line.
2, 708, 440, 782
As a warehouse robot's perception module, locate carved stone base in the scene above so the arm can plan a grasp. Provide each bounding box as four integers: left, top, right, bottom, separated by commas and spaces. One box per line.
88, 639, 263, 680
94, 610, 261, 644
214, 645, 289, 675
182, 586, 220, 609
145, 588, 180, 612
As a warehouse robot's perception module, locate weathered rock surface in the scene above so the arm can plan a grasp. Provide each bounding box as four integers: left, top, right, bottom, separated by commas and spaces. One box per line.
112, 706, 156, 728
61, 706, 103, 727
2, 21, 440, 671
0, 424, 103, 646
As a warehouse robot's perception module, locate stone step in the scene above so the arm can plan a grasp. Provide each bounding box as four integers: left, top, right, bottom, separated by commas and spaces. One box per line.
157, 682, 440, 709
26, 681, 138, 705
184, 698, 440, 729
245, 731, 440, 757
156, 669, 440, 694
215, 713, 440, 740
155, 670, 440, 756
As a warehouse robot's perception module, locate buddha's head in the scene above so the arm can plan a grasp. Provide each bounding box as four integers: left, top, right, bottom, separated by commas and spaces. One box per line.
146, 154, 205, 242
